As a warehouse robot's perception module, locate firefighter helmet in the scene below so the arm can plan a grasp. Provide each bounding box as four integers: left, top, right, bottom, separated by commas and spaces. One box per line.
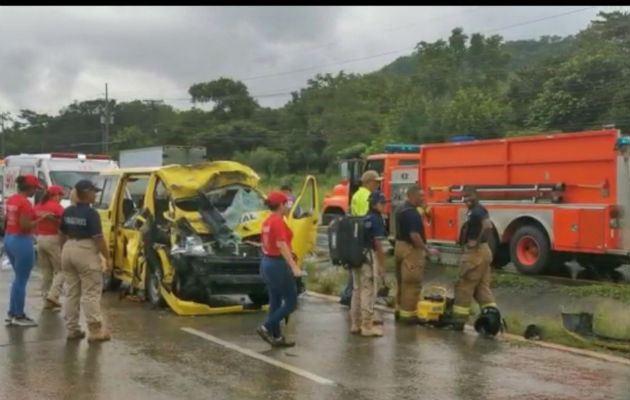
474, 306, 503, 336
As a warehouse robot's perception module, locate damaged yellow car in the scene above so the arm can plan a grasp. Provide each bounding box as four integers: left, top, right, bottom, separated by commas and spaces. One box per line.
93, 161, 319, 315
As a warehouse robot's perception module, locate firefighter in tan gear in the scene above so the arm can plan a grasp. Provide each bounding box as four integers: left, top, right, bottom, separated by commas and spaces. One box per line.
446, 186, 498, 331
393, 185, 432, 324
60, 180, 112, 342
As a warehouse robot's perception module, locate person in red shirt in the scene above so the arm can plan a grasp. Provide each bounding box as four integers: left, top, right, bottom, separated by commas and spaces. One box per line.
4, 175, 51, 327
256, 191, 301, 348
34, 185, 66, 310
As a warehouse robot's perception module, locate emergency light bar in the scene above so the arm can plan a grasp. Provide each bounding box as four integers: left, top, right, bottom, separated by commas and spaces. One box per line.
449, 136, 476, 143
615, 136, 629, 150
50, 153, 79, 158
49, 153, 111, 160
86, 154, 112, 160
384, 144, 420, 153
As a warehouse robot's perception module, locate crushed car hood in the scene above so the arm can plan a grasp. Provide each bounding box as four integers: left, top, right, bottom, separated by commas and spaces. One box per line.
159, 161, 268, 239
157, 161, 260, 200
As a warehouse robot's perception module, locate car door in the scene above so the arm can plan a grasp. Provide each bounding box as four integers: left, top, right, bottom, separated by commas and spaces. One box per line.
287, 175, 319, 266
113, 174, 150, 285
93, 173, 122, 254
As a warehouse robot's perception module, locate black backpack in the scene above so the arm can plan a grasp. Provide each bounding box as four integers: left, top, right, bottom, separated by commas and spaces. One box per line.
328, 215, 369, 269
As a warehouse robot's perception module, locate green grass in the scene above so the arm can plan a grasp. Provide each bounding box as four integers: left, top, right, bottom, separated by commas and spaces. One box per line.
491, 272, 545, 290
559, 284, 630, 303
592, 300, 630, 340
503, 312, 598, 350
304, 260, 348, 296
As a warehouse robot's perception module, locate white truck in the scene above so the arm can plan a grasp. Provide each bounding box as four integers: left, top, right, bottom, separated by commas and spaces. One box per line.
118, 145, 207, 168
2, 153, 119, 209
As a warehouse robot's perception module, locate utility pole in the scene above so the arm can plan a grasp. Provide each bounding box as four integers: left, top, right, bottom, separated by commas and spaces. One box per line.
104, 83, 109, 153
0, 111, 10, 158
100, 83, 113, 154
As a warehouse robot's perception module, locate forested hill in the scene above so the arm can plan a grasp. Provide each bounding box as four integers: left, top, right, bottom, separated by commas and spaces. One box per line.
3, 11, 628, 175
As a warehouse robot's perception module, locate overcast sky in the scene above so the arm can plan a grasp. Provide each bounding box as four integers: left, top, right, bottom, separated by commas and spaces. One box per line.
0, 5, 628, 116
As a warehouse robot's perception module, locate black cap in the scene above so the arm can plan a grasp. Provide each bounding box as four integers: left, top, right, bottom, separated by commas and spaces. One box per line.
75, 179, 101, 193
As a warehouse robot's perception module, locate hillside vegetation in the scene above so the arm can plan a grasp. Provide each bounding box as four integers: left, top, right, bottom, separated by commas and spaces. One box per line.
3, 12, 628, 176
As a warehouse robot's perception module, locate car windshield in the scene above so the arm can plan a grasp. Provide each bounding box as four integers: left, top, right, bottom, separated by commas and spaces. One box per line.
206, 185, 266, 230
50, 171, 99, 194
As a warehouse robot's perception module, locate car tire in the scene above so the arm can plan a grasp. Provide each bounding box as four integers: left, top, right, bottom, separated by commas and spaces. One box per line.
249, 292, 269, 307
510, 225, 551, 275
102, 270, 121, 292
146, 259, 166, 308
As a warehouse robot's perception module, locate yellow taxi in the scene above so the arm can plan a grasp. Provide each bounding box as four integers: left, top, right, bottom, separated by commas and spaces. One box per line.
93, 161, 319, 315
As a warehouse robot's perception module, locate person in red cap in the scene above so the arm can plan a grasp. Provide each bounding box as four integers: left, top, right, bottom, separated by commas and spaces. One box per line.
256, 190, 301, 348
34, 185, 66, 311
4, 175, 52, 327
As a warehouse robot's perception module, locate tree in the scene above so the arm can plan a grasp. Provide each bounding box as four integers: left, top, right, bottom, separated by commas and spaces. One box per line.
188, 78, 259, 120
111, 126, 154, 152
233, 147, 287, 176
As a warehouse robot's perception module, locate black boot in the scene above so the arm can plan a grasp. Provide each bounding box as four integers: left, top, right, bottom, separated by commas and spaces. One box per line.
439, 314, 467, 331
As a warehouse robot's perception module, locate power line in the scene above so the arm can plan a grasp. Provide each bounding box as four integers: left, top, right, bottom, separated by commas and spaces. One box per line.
482, 6, 598, 34
236, 6, 602, 82
34, 6, 605, 112
280, 6, 486, 58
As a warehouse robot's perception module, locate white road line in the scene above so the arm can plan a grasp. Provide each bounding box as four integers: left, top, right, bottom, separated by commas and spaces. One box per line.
181, 327, 336, 386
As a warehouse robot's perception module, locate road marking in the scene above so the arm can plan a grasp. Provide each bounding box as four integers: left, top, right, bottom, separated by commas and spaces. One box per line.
181, 327, 336, 386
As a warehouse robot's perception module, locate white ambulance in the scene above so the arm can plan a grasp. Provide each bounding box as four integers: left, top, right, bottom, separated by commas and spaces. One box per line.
3, 153, 119, 208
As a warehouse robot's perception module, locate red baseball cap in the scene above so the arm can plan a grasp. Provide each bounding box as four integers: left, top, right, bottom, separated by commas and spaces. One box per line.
22, 174, 44, 189
266, 191, 289, 207
47, 185, 65, 196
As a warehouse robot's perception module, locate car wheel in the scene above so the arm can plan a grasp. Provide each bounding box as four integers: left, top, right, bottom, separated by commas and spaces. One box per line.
249, 292, 269, 307
102, 270, 121, 292
146, 260, 166, 308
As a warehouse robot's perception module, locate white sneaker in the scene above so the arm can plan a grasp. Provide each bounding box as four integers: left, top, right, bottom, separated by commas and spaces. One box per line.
10, 315, 38, 327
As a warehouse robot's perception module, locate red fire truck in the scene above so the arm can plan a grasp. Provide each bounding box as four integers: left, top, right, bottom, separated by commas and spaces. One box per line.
419, 129, 630, 274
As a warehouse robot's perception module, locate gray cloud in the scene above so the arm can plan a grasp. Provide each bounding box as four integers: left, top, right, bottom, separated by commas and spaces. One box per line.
0, 5, 627, 115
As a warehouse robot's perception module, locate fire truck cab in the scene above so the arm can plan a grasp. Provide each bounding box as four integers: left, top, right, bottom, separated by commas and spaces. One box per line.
321, 145, 421, 232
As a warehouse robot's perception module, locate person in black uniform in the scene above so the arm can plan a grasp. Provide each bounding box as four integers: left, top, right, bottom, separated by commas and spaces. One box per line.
60, 180, 113, 342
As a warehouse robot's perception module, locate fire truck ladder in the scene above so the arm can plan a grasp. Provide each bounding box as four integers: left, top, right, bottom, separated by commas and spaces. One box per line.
446, 183, 565, 204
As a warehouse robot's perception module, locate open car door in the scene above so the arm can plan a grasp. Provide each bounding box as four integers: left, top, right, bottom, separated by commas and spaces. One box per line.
287, 175, 319, 266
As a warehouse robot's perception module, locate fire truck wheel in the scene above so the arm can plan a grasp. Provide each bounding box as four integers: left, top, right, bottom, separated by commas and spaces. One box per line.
510, 226, 551, 275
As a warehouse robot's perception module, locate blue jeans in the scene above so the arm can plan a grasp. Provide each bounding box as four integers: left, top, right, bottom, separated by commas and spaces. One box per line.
5, 234, 35, 318
260, 256, 297, 338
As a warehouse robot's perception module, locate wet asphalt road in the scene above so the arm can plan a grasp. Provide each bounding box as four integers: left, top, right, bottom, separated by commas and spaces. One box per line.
0, 270, 629, 400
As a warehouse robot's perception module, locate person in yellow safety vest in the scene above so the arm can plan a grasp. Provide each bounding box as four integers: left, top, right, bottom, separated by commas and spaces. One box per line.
339, 171, 382, 311
443, 186, 498, 331
393, 185, 436, 324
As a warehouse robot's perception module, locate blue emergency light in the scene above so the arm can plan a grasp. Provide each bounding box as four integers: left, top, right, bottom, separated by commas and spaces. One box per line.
384, 144, 421, 153
450, 136, 476, 143
616, 136, 629, 149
